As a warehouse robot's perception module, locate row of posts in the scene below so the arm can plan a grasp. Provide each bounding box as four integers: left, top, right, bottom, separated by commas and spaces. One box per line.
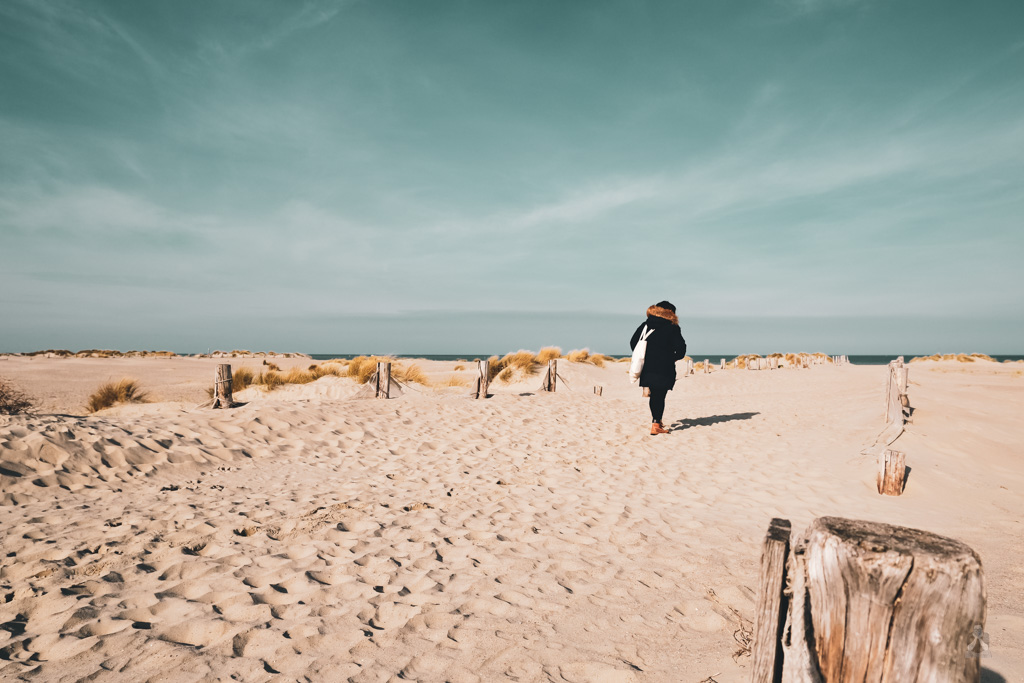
211, 353, 854, 406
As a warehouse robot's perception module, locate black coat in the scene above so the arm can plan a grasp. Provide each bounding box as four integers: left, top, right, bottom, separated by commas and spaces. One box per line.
630, 315, 687, 390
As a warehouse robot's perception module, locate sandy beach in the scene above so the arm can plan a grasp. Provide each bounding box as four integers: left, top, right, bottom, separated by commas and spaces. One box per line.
1, 354, 1022, 682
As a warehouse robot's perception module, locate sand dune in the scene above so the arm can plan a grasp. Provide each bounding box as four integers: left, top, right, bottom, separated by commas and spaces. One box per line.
0, 355, 1021, 681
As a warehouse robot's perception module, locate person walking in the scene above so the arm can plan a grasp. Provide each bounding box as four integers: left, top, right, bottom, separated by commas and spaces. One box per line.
630, 301, 687, 435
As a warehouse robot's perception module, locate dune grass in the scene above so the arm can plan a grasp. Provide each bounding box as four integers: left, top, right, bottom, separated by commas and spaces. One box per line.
341, 356, 430, 386
0, 378, 33, 415
87, 378, 149, 413
911, 353, 996, 363
487, 351, 541, 384
564, 349, 616, 367
536, 347, 562, 363
440, 374, 470, 388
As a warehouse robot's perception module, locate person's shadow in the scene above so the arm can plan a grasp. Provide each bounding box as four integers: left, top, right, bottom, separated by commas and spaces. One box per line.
667, 412, 759, 431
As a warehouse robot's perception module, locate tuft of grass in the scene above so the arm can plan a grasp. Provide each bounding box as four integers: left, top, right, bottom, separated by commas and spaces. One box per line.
346, 356, 385, 384
488, 351, 541, 384
566, 349, 591, 363
536, 347, 562, 363
565, 349, 616, 367
338, 356, 430, 386
440, 374, 470, 388
0, 378, 33, 415
87, 378, 149, 413
233, 367, 256, 391
263, 360, 281, 371
394, 363, 429, 385
453, 364, 465, 371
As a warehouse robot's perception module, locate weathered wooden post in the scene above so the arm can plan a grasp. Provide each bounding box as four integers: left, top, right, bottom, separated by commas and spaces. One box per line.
475, 359, 489, 399
877, 449, 906, 496
376, 361, 391, 399
780, 517, 985, 682
704, 359, 710, 374
213, 363, 233, 408
594, 386, 602, 396
642, 387, 650, 397
896, 365, 909, 411
751, 518, 791, 683
886, 358, 910, 424
543, 359, 557, 392
720, 358, 725, 370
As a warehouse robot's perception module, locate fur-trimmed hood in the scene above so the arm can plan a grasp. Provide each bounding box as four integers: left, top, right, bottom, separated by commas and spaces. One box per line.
647, 305, 679, 326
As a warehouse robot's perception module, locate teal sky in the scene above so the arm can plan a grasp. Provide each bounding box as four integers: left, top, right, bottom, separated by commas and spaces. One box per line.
2, 0, 1023, 354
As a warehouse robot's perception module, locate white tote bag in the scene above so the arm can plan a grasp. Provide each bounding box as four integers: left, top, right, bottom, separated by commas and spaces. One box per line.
629, 325, 654, 384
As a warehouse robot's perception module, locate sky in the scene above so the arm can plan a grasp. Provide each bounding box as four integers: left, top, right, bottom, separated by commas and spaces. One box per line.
1, 0, 1022, 354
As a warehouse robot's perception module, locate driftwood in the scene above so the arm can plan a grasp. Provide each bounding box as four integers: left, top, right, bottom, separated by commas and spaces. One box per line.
773, 517, 986, 682
877, 449, 906, 496
593, 386, 602, 396
212, 363, 233, 409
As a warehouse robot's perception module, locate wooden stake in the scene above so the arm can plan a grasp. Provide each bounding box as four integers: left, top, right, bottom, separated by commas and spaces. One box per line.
376, 361, 391, 399
475, 359, 489, 399
593, 386, 602, 396
789, 517, 985, 681
752, 518, 791, 683
213, 363, 233, 409
642, 387, 650, 397
720, 358, 725, 370
544, 359, 557, 392
877, 449, 906, 495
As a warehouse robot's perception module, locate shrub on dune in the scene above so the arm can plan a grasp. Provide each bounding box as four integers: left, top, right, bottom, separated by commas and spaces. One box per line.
87, 379, 149, 413
566, 349, 591, 363
565, 349, 615, 367
488, 351, 540, 384
346, 356, 382, 384
536, 347, 562, 363
0, 378, 33, 415
394, 363, 429, 385
441, 374, 469, 388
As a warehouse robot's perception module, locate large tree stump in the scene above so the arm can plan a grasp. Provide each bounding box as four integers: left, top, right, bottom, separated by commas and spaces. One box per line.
376, 361, 391, 399
213, 364, 233, 408
475, 359, 489, 399
782, 517, 985, 682
877, 449, 906, 496
752, 518, 792, 683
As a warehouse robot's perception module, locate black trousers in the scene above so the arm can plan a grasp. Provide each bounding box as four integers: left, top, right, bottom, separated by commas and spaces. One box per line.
648, 386, 669, 423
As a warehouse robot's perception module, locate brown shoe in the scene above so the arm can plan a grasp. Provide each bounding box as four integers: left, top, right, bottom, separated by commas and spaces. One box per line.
650, 422, 670, 435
